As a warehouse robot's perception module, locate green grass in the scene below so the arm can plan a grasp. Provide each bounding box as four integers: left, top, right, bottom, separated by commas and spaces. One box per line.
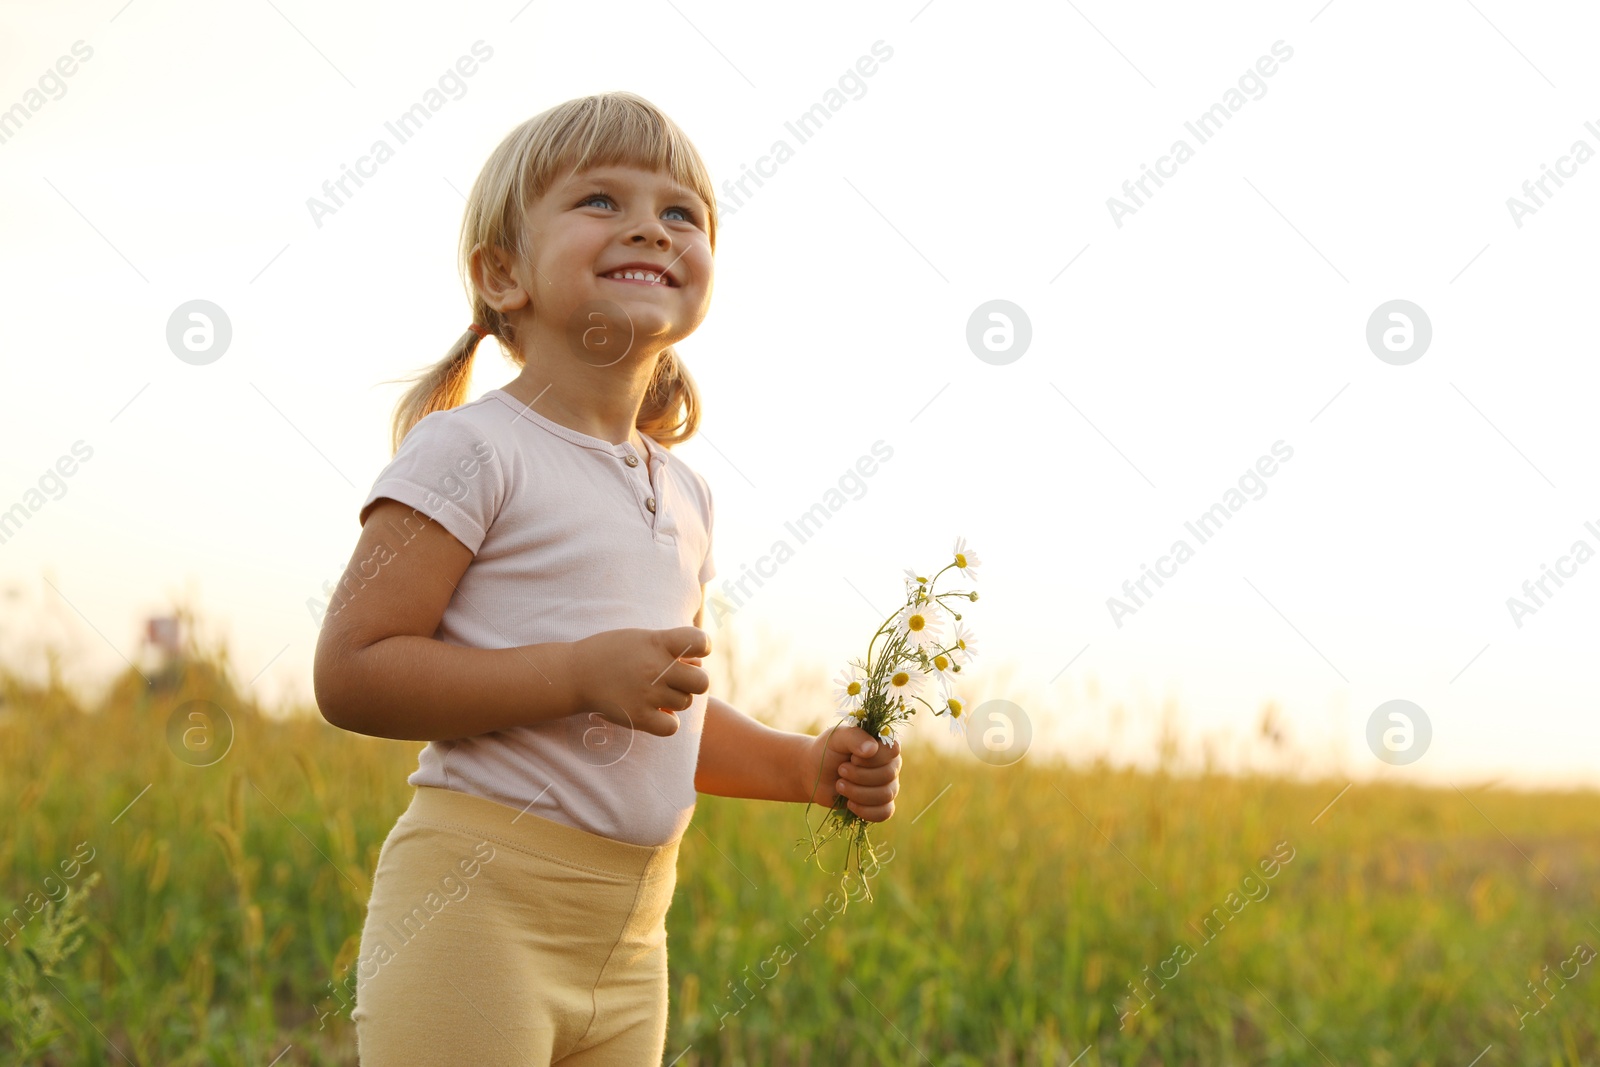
3, 634, 1598, 1066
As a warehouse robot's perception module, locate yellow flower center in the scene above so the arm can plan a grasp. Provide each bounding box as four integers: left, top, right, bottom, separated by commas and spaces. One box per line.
891, 671, 909, 688
934, 654, 949, 671
908, 613, 925, 632
957, 638, 966, 650
955, 553, 967, 568
846, 681, 861, 696
949, 698, 963, 717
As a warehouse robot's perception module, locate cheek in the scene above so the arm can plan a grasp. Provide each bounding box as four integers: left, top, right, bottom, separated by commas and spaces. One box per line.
682, 241, 714, 281
549, 222, 608, 264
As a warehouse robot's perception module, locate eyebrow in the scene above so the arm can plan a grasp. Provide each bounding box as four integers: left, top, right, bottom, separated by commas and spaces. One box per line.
565, 169, 706, 209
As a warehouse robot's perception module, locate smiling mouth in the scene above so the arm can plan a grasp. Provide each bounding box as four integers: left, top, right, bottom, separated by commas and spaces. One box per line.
602, 276, 672, 288
600, 271, 676, 288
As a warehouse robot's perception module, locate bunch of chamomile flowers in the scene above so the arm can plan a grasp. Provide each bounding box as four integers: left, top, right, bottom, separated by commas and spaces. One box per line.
800, 538, 982, 901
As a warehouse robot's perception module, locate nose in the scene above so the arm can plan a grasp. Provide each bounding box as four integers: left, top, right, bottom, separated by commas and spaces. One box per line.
629, 218, 669, 246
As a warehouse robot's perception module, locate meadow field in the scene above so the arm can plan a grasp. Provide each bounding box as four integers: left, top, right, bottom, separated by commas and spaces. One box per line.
3, 627, 1598, 1066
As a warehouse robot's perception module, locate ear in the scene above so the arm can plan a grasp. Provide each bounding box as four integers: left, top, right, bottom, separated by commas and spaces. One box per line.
470, 242, 531, 314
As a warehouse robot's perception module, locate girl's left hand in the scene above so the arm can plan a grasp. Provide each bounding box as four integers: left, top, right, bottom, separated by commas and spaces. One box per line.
797, 726, 901, 821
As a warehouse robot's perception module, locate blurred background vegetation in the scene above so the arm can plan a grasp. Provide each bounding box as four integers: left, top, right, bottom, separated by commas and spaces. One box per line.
2, 604, 1598, 1065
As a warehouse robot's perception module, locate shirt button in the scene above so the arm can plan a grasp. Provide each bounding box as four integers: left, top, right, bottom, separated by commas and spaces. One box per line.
646, 497, 657, 513
624, 454, 639, 467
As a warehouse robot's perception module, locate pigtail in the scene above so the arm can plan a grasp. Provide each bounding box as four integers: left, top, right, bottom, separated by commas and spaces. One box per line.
382, 329, 488, 457
637, 344, 702, 448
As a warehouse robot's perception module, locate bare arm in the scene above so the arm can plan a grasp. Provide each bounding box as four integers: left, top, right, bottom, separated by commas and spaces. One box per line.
313, 498, 581, 742
689, 595, 901, 819
686, 598, 807, 800
694, 695, 812, 802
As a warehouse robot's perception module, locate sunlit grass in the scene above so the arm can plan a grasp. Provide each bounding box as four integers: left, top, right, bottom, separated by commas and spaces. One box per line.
3, 622, 1598, 1065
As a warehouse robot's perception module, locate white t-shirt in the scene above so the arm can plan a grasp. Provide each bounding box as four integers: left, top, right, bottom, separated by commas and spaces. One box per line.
356, 387, 716, 846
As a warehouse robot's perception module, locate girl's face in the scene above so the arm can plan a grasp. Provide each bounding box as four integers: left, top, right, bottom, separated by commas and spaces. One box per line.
516, 162, 714, 357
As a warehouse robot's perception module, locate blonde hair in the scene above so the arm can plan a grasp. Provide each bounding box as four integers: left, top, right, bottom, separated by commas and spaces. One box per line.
383, 91, 718, 456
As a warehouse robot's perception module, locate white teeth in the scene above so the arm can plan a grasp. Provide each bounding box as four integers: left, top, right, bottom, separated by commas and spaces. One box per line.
607, 270, 665, 284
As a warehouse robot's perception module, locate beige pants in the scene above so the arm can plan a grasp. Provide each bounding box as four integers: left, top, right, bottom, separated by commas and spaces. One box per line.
352, 785, 680, 1065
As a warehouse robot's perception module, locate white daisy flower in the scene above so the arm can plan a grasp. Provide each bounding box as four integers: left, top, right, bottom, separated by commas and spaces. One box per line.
950, 621, 980, 667
926, 648, 960, 684
833, 664, 868, 716
896, 597, 945, 653
952, 536, 982, 581
883, 663, 932, 708
943, 693, 968, 736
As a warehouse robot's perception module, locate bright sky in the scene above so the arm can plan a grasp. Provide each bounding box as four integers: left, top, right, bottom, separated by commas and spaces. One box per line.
3, 1, 1598, 788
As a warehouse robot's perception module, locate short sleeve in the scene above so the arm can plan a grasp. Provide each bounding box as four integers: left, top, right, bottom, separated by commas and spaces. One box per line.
358, 411, 505, 555
697, 476, 716, 585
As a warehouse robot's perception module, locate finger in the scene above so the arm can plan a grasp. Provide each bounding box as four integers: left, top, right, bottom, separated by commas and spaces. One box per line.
642, 710, 681, 737
838, 774, 899, 804
851, 739, 901, 769
663, 626, 711, 660
835, 771, 899, 814
651, 680, 705, 719
830, 725, 883, 759
663, 659, 711, 696
650, 685, 696, 714
846, 797, 895, 822
612, 702, 680, 738
841, 757, 900, 786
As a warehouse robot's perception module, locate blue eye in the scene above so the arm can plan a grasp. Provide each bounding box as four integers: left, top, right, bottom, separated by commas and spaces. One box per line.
580, 193, 699, 225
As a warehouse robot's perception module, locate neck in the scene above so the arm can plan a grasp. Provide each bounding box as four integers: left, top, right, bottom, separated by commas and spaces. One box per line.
503, 319, 666, 446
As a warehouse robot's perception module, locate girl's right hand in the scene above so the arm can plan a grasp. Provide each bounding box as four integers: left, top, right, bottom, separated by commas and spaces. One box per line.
568, 626, 712, 737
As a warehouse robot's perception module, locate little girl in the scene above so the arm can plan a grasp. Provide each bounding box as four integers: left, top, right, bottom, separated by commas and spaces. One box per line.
312, 91, 903, 1065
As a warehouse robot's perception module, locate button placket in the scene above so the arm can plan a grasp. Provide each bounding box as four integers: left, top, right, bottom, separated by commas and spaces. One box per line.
622, 446, 658, 531
643, 454, 658, 525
